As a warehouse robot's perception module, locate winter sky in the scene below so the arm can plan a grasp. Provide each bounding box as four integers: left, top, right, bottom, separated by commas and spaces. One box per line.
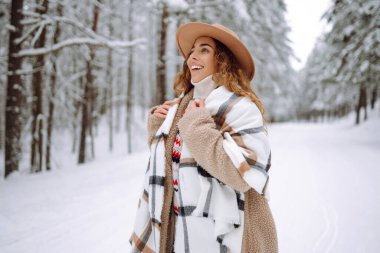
284, 0, 331, 70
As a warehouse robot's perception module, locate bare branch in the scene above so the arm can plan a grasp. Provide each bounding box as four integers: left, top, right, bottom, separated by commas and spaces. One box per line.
7, 65, 44, 76
30, 22, 47, 48
168, 0, 223, 15
20, 18, 41, 25
14, 22, 42, 45
16, 16, 52, 45
21, 12, 115, 42
189, 0, 223, 9
14, 37, 146, 57
21, 10, 41, 18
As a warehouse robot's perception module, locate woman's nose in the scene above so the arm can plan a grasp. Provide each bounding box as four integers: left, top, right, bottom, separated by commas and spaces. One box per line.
190, 54, 197, 60
190, 50, 199, 60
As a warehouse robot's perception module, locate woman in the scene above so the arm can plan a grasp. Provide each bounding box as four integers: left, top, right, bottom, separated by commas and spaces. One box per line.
130, 22, 278, 253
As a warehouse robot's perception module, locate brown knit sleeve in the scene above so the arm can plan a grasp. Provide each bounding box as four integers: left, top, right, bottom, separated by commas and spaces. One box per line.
177, 107, 251, 193
147, 106, 165, 145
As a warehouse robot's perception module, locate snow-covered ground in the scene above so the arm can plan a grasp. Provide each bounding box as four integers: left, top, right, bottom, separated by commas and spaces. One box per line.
269, 111, 380, 253
0, 110, 379, 253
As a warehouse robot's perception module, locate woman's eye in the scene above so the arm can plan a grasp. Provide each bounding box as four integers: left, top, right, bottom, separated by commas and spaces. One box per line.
201, 48, 209, 53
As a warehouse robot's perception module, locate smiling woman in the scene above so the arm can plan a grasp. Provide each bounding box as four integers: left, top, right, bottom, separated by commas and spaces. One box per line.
130, 22, 278, 253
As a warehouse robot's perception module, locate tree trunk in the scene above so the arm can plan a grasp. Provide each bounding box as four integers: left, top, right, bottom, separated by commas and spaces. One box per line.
115, 68, 121, 133
174, 18, 182, 74
355, 83, 366, 125
126, 0, 134, 154
71, 60, 80, 154
0, 85, 4, 151
78, 72, 89, 164
46, 74, 55, 171
107, 49, 113, 151
46, 3, 62, 171
363, 86, 368, 121
156, 3, 168, 105
107, 11, 114, 151
30, 0, 48, 173
5, 0, 24, 178
78, 0, 102, 164
370, 86, 377, 110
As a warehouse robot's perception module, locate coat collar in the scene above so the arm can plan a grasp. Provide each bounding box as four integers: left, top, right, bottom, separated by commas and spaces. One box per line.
160, 87, 194, 252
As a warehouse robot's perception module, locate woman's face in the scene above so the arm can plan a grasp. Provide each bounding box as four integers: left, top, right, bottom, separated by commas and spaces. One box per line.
186, 36, 218, 83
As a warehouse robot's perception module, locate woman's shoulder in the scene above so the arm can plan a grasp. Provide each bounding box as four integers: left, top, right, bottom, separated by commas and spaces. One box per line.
209, 86, 261, 112
207, 85, 263, 125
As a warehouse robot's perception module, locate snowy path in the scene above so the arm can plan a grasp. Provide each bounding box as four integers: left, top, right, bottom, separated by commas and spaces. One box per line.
0, 114, 379, 253
0, 152, 148, 253
269, 115, 380, 253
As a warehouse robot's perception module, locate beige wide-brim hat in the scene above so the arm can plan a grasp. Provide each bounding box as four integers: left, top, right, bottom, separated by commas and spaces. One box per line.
176, 22, 255, 80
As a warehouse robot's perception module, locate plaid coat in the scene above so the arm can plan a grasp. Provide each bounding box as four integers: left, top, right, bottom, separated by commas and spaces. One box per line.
131, 87, 278, 253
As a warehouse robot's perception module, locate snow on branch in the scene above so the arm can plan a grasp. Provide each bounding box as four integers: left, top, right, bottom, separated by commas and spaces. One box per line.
188, 0, 223, 9
20, 18, 41, 26
22, 10, 42, 18
6, 24, 17, 32
48, 16, 105, 41
20, 13, 122, 46
14, 37, 146, 57
335, 27, 378, 76
30, 22, 47, 48
8, 65, 45, 76
15, 22, 44, 45
155, 0, 222, 15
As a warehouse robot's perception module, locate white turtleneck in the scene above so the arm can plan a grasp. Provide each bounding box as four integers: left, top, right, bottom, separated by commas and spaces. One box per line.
191, 75, 218, 100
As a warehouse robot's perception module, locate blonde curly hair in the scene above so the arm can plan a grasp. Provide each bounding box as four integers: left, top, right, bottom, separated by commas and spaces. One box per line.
173, 38, 267, 124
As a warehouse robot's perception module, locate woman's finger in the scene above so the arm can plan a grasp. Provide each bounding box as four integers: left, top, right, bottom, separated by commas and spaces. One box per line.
163, 99, 176, 106
155, 107, 168, 115
154, 113, 166, 119
153, 111, 167, 118
160, 104, 171, 110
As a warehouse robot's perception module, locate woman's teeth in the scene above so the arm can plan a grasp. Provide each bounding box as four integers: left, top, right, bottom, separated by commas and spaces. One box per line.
191, 65, 204, 70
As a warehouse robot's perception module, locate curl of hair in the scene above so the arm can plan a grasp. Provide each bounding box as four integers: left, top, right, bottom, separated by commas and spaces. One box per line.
173, 39, 267, 124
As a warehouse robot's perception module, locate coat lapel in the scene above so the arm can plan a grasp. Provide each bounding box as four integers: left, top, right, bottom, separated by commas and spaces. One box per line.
159, 88, 194, 253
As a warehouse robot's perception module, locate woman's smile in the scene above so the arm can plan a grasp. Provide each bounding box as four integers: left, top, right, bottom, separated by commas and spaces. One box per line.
190, 64, 204, 70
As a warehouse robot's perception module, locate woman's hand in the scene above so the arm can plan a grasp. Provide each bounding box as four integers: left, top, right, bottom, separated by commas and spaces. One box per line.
153, 100, 177, 119
185, 98, 205, 114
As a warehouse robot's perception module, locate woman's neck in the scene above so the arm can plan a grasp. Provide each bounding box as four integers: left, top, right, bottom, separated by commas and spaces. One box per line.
191, 75, 217, 99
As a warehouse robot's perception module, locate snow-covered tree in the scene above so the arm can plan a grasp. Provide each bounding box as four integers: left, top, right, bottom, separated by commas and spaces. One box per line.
299, 0, 380, 124
1, 0, 297, 177
325, 0, 379, 124
244, 0, 297, 121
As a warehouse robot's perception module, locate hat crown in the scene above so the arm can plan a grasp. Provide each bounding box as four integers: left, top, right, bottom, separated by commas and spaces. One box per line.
211, 23, 239, 39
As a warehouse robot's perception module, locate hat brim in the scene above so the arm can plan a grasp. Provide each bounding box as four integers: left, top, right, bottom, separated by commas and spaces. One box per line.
176, 22, 255, 80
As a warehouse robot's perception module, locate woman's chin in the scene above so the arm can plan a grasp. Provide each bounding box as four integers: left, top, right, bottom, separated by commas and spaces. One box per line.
191, 75, 205, 83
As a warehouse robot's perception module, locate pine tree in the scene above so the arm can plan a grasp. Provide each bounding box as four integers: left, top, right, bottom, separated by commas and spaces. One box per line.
299, 0, 380, 124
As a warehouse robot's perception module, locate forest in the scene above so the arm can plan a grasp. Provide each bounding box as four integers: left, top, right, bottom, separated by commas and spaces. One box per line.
0, 0, 379, 178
